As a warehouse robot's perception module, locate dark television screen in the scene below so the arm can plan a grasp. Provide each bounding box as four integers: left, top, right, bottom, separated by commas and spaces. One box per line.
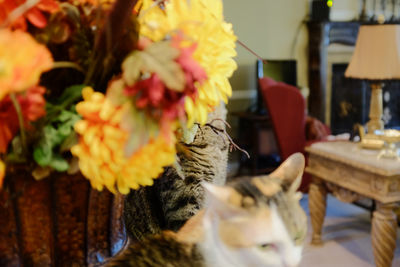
256, 59, 297, 113
256, 59, 297, 86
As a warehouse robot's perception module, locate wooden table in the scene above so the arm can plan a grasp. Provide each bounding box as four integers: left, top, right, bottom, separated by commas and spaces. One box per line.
306, 141, 400, 267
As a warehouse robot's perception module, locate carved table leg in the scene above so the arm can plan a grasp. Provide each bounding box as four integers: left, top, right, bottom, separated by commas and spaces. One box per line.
309, 177, 327, 246
371, 202, 397, 267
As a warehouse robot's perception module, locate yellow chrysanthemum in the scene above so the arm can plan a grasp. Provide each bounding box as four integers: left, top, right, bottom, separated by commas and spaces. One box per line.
0, 29, 53, 101
138, 0, 237, 126
71, 87, 176, 194
0, 160, 4, 189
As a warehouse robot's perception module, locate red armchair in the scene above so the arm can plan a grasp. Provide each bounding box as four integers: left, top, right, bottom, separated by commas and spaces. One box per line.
258, 77, 330, 192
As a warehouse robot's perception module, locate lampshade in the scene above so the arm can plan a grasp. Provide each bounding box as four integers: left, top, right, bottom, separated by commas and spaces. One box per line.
345, 24, 400, 80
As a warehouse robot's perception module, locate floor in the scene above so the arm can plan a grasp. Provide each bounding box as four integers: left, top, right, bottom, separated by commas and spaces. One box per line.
299, 195, 400, 267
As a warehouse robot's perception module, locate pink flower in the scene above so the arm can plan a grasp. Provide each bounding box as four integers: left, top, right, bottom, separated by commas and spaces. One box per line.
123, 35, 207, 136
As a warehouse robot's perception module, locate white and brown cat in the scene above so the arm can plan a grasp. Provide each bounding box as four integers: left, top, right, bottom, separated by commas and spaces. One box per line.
106, 153, 307, 267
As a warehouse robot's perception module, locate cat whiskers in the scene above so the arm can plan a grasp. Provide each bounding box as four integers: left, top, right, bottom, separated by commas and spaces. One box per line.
202, 119, 250, 159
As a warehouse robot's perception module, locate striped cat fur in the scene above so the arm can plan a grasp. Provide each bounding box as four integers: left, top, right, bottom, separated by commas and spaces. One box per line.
124, 103, 229, 241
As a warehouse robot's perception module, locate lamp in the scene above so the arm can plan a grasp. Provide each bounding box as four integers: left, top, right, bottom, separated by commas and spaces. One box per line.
359, 0, 368, 21
345, 24, 400, 133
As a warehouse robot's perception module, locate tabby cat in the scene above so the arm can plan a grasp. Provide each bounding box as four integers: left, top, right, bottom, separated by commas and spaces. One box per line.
106, 153, 307, 267
124, 103, 230, 240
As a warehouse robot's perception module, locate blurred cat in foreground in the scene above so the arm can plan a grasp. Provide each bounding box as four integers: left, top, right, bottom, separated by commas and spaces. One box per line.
106, 153, 307, 267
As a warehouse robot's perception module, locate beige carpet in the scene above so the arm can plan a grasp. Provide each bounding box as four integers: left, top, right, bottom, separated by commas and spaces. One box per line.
299, 195, 400, 267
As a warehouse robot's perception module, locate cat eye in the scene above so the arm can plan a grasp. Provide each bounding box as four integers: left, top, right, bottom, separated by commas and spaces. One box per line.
258, 243, 277, 251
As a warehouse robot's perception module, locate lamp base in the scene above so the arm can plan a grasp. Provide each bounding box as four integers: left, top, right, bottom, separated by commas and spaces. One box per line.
367, 120, 384, 133
359, 0, 369, 21
367, 83, 384, 133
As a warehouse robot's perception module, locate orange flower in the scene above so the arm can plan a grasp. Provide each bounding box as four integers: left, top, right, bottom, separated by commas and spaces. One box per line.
71, 87, 176, 194
73, 0, 114, 6
0, 29, 53, 101
0, 160, 4, 189
0, 0, 59, 30
0, 86, 46, 153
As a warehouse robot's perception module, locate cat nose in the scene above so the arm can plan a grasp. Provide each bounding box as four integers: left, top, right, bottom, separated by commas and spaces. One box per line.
282, 246, 302, 267
282, 254, 301, 267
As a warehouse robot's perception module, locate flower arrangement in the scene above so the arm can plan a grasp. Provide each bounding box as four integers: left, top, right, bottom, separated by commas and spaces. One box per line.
0, 0, 237, 194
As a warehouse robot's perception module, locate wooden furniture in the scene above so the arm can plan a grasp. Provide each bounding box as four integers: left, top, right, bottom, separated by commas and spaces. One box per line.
306, 141, 400, 267
231, 111, 278, 176
307, 21, 360, 123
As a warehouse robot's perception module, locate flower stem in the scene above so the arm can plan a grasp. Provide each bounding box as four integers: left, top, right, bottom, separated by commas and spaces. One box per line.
10, 93, 27, 153
0, 0, 39, 28
52, 61, 85, 73
85, 0, 138, 87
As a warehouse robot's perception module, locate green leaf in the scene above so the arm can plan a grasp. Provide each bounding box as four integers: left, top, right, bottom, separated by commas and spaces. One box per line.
122, 52, 143, 86
45, 103, 58, 121
44, 85, 84, 124
121, 104, 159, 157
55, 84, 85, 106
181, 123, 199, 144
33, 141, 53, 166
57, 110, 74, 122
32, 106, 81, 171
49, 155, 70, 172
59, 132, 78, 152
122, 41, 186, 92
106, 79, 127, 106
53, 110, 81, 138
43, 125, 63, 146
58, 123, 72, 137
140, 41, 185, 91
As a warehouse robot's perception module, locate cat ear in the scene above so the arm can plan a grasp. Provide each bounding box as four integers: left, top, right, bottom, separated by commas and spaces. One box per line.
203, 182, 232, 203
269, 153, 305, 193
203, 182, 244, 218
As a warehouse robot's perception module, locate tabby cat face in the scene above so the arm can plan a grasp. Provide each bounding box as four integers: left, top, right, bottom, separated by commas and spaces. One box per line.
203, 153, 307, 267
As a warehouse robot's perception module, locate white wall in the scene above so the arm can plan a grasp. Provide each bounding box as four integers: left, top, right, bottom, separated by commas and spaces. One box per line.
330, 0, 359, 21
223, 0, 366, 106
331, 0, 359, 10
223, 0, 309, 103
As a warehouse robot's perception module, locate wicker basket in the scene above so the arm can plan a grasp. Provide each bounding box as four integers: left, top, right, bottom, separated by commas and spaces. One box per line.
0, 166, 126, 266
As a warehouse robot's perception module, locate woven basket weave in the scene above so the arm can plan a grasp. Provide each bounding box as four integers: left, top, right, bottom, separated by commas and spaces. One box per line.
0, 166, 126, 266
